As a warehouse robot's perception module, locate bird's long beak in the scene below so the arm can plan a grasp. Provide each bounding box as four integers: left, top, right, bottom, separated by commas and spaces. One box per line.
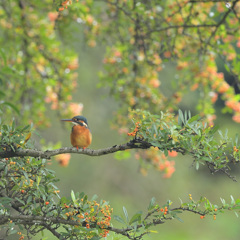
61, 119, 73, 122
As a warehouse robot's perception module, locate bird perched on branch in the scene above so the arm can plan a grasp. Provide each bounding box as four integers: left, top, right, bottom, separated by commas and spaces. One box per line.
61, 116, 92, 149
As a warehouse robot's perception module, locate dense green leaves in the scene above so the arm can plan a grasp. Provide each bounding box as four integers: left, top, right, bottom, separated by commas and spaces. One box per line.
128, 109, 240, 178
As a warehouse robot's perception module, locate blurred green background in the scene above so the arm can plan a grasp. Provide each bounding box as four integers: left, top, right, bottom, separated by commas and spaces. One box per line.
34, 42, 240, 240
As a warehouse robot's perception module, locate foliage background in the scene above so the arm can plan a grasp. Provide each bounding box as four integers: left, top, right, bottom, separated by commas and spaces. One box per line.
1, 0, 240, 239
39, 49, 240, 239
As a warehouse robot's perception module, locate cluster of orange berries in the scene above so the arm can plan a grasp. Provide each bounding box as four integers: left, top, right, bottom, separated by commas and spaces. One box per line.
200, 208, 217, 220
233, 146, 239, 152
127, 122, 140, 136
59, 0, 79, 11
158, 159, 176, 179
17, 232, 24, 240
159, 206, 168, 215
96, 204, 112, 229
62, 200, 112, 238
135, 147, 176, 178
99, 229, 110, 238
55, 154, 71, 167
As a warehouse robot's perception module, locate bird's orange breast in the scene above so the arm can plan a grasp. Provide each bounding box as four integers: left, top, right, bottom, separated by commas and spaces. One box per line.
70, 125, 92, 148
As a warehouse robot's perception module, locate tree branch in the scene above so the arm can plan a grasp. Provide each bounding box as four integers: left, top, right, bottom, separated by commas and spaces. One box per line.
0, 139, 152, 159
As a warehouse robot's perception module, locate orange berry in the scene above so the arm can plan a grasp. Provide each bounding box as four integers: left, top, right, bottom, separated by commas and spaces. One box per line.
21, 190, 25, 194
200, 215, 204, 219
45, 201, 50, 205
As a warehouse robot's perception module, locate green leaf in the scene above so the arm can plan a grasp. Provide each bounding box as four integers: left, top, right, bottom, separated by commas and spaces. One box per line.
0, 197, 12, 205
71, 190, 76, 203
113, 215, 126, 225
20, 125, 30, 132
36, 176, 41, 186
187, 114, 200, 124
123, 206, 129, 223
0, 49, 7, 65
174, 215, 184, 223
79, 192, 85, 199
9, 229, 17, 235
178, 109, 184, 125
91, 194, 98, 201
210, 125, 219, 134
195, 161, 199, 170
22, 170, 30, 184
2, 102, 20, 115
15, 197, 25, 205
129, 211, 142, 225
184, 110, 188, 122
27, 196, 32, 204
11, 119, 15, 131
151, 141, 162, 148
148, 197, 156, 210
235, 135, 239, 146
164, 149, 168, 157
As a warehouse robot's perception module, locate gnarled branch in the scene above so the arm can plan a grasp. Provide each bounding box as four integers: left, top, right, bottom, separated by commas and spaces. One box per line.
0, 139, 152, 159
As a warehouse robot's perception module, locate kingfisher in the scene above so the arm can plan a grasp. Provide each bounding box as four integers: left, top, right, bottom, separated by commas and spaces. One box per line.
61, 116, 92, 149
